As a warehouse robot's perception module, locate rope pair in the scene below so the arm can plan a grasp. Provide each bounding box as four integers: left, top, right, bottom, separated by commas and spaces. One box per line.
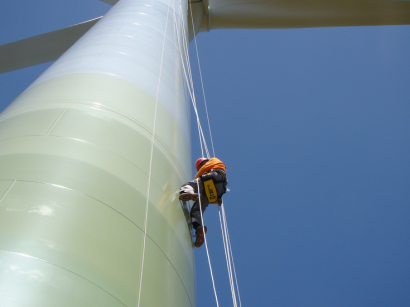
139, 1, 241, 307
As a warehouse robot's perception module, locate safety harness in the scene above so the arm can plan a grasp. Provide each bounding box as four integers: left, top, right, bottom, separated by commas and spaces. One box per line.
200, 169, 228, 204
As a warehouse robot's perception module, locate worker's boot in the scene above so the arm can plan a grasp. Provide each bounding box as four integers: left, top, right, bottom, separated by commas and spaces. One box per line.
179, 192, 198, 201
194, 225, 207, 248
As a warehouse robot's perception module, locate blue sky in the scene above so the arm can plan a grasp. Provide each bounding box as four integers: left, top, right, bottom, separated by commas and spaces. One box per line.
1, 1, 409, 307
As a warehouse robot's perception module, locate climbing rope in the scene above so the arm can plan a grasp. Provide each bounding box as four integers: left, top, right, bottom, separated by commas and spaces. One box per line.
219, 203, 243, 307
219, 205, 236, 306
172, 0, 211, 158
188, 0, 216, 157
172, 1, 243, 306
197, 179, 221, 307
170, 1, 221, 305
137, 1, 171, 306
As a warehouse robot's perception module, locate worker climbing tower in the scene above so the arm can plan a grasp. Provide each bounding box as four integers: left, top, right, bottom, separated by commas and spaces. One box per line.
0, 0, 409, 306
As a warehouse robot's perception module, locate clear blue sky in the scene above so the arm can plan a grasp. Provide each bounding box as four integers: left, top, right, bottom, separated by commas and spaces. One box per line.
1, 1, 409, 307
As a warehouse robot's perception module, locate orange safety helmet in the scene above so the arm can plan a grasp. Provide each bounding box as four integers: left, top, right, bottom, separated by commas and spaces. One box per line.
195, 157, 209, 170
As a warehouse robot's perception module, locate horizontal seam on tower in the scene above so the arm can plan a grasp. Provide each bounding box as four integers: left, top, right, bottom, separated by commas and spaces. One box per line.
27, 68, 188, 131
0, 135, 184, 195
0, 102, 190, 181
78, 28, 181, 53
0, 130, 187, 184
0, 177, 195, 304
0, 249, 128, 307
105, 5, 179, 20
0, 178, 188, 241
0, 178, 146, 232
23, 73, 190, 145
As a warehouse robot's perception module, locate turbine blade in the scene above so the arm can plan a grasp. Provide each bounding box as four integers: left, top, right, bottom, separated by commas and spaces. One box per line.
0, 17, 102, 74
209, 0, 410, 29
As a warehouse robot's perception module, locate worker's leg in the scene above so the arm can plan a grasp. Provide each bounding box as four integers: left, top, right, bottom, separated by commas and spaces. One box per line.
191, 195, 209, 248
190, 194, 209, 230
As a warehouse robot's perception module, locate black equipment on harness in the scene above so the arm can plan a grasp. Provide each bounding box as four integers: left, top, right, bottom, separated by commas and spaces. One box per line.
200, 169, 228, 203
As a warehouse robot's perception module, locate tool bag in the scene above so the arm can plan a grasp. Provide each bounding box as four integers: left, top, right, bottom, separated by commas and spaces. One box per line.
200, 169, 228, 204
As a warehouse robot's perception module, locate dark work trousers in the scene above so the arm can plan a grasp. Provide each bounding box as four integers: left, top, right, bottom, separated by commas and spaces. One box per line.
180, 179, 209, 228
